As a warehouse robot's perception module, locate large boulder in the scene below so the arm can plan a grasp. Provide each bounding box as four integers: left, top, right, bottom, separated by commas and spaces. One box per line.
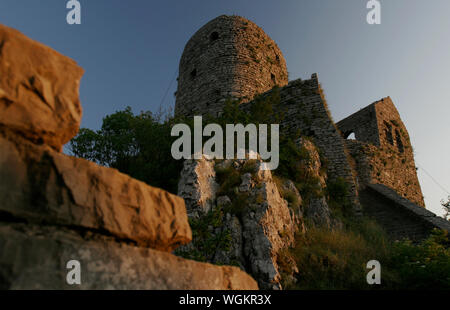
178, 156, 219, 218
0, 129, 192, 252
0, 221, 257, 290
0, 24, 84, 151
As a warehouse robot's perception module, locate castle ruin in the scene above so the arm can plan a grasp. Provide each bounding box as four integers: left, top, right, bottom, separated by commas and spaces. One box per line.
175, 15, 450, 242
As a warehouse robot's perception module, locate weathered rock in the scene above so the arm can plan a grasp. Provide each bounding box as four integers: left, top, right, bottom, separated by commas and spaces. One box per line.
279, 179, 306, 233
177, 156, 298, 289
0, 221, 258, 290
178, 156, 218, 218
0, 24, 84, 151
239, 173, 253, 192
217, 195, 232, 207
0, 130, 191, 252
213, 214, 244, 269
242, 160, 297, 289
305, 197, 332, 228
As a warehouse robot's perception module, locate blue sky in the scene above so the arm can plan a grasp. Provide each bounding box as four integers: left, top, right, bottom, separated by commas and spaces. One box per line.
1, 0, 449, 216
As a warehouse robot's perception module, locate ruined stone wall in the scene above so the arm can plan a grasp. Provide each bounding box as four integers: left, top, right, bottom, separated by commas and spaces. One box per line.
241, 74, 361, 213
360, 184, 450, 242
175, 15, 288, 117
337, 98, 425, 207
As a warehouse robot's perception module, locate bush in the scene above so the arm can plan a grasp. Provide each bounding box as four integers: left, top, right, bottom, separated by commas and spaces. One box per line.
69, 107, 183, 194
389, 229, 450, 290
286, 219, 395, 290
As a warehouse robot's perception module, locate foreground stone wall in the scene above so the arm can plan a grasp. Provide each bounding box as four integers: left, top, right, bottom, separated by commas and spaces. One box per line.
0, 23, 257, 290
175, 15, 288, 117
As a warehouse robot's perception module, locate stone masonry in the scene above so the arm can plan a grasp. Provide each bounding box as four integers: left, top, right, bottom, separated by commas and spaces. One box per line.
175, 15, 288, 117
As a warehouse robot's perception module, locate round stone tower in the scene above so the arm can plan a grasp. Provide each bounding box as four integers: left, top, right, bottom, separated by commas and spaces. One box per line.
175, 15, 288, 117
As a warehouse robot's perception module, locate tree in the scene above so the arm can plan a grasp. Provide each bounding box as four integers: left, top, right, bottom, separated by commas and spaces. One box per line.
69, 107, 183, 194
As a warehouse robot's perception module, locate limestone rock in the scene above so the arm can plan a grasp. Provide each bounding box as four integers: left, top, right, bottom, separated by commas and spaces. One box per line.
242, 161, 297, 289
0, 24, 84, 151
0, 222, 257, 290
177, 156, 218, 218
177, 156, 298, 289
0, 130, 191, 252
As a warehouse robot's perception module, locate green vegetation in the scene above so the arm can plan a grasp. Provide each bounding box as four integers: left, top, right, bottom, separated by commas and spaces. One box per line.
282, 224, 450, 290
175, 206, 232, 263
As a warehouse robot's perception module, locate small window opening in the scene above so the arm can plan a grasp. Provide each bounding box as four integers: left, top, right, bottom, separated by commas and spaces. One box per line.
384, 121, 394, 145
395, 129, 404, 153
271, 73, 276, 84
210, 32, 219, 42
275, 54, 280, 62
346, 132, 356, 140
190, 69, 197, 79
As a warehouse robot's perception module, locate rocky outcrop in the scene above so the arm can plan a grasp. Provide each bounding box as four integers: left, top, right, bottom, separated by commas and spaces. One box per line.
0, 24, 84, 151
296, 138, 334, 228
178, 157, 218, 218
0, 24, 258, 290
177, 156, 298, 289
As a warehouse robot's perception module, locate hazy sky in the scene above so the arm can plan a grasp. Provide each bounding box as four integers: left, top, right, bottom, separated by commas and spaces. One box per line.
1, 0, 449, 216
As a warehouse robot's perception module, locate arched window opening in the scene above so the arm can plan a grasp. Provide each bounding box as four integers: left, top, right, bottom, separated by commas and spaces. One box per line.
271, 73, 276, 84
190, 69, 197, 79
